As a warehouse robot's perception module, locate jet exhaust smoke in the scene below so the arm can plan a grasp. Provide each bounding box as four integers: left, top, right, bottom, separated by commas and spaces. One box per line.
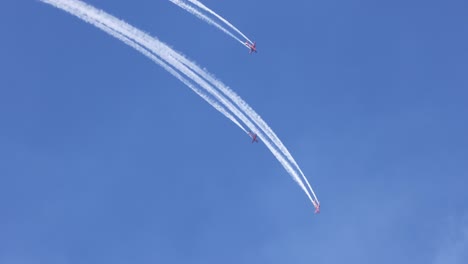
40, 0, 320, 208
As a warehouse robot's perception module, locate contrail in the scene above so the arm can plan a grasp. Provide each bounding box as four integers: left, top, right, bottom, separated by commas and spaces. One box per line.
171, 53, 320, 203
40, 0, 318, 207
186, 0, 254, 44
40, 0, 319, 206
170, 56, 320, 203
39, 0, 247, 133
168, 0, 246, 47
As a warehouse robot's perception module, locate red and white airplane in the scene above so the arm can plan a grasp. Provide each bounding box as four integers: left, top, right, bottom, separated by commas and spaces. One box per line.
248, 131, 259, 143
245, 41, 257, 54
314, 202, 320, 214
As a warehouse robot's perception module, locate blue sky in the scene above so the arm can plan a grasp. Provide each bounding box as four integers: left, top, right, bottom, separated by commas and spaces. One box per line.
1, 0, 467, 263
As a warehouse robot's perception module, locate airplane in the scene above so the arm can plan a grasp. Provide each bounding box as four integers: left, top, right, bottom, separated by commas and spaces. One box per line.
248, 131, 259, 143
314, 202, 320, 214
245, 41, 257, 54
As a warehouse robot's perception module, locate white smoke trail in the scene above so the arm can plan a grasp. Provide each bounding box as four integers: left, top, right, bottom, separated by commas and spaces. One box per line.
39, 0, 247, 133
168, 0, 246, 46
172, 55, 320, 203
186, 0, 254, 44
40, 0, 318, 206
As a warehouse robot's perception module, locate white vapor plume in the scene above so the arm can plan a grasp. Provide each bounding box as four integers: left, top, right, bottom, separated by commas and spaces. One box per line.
40, 0, 319, 207
40, 0, 246, 133
168, 0, 246, 46
186, 0, 254, 44
172, 52, 320, 204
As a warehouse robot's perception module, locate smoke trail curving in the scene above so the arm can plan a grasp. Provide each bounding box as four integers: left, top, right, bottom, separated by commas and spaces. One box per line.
40, 0, 319, 207
186, 0, 254, 44
168, 0, 246, 46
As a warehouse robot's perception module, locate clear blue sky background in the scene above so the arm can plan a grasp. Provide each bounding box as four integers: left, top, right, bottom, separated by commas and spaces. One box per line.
1, 0, 467, 263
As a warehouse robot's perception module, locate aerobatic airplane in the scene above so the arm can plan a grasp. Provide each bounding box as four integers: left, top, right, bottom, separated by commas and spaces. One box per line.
246, 41, 257, 54
314, 202, 320, 214
248, 131, 259, 143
